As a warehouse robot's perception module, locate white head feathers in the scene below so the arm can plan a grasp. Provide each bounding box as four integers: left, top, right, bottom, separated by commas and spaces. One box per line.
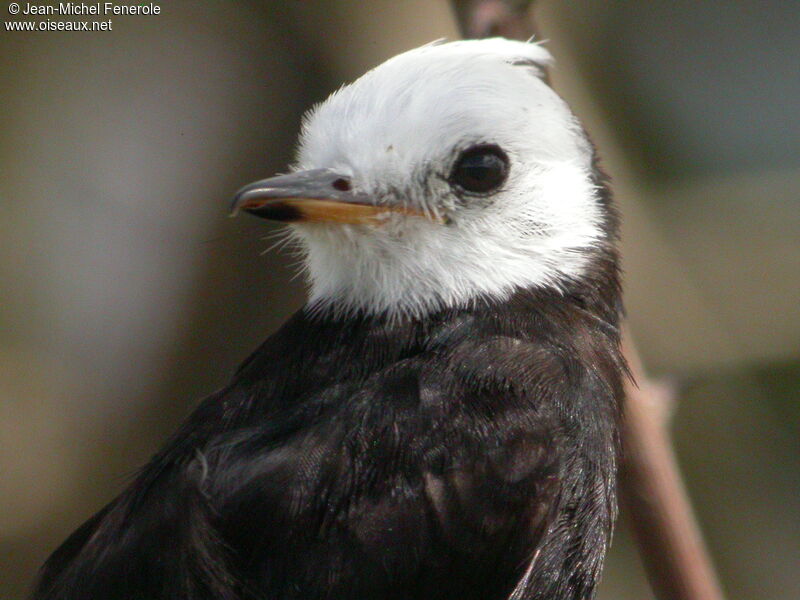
288, 38, 604, 320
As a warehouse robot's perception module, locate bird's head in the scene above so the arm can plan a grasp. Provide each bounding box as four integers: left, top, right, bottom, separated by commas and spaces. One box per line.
233, 39, 618, 321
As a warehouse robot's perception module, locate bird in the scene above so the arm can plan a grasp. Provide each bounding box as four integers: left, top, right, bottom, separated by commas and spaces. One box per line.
33, 38, 626, 600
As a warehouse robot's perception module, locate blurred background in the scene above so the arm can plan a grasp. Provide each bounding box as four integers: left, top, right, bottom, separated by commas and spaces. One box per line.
1, 1, 798, 598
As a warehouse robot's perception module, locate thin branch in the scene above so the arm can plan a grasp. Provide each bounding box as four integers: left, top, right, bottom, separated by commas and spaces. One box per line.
621, 331, 725, 600
451, 0, 535, 40
449, 2, 726, 600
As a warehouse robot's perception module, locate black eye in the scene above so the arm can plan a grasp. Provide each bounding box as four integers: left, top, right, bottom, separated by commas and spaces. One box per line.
449, 144, 509, 194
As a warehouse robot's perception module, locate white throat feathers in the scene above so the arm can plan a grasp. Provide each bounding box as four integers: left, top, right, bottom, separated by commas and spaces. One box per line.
286, 39, 605, 320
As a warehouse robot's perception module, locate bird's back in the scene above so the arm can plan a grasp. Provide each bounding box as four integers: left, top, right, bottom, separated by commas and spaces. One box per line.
33, 290, 622, 600
33, 37, 628, 600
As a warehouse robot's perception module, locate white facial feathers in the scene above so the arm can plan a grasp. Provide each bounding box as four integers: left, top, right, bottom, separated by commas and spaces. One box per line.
289, 39, 605, 319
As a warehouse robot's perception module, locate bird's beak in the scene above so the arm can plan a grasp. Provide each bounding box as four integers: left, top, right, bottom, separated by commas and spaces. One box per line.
231, 169, 432, 224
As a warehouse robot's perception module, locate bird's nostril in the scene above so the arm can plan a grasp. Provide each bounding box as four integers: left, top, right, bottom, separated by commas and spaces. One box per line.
332, 178, 351, 192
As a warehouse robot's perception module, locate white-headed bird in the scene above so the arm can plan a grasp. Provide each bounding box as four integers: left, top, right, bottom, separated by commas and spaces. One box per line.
34, 39, 626, 600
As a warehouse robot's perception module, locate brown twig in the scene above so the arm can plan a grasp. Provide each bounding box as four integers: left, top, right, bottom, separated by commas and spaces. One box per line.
452, 0, 534, 40
449, 2, 726, 599
621, 332, 725, 600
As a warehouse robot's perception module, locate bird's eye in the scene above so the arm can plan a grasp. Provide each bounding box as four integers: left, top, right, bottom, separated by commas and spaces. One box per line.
450, 145, 509, 195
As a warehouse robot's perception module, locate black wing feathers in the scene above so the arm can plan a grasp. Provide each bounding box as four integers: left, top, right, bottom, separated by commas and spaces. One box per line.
33, 289, 623, 600
35, 446, 241, 600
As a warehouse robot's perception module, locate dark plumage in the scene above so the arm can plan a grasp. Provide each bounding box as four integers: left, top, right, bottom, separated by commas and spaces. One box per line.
34, 277, 625, 600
